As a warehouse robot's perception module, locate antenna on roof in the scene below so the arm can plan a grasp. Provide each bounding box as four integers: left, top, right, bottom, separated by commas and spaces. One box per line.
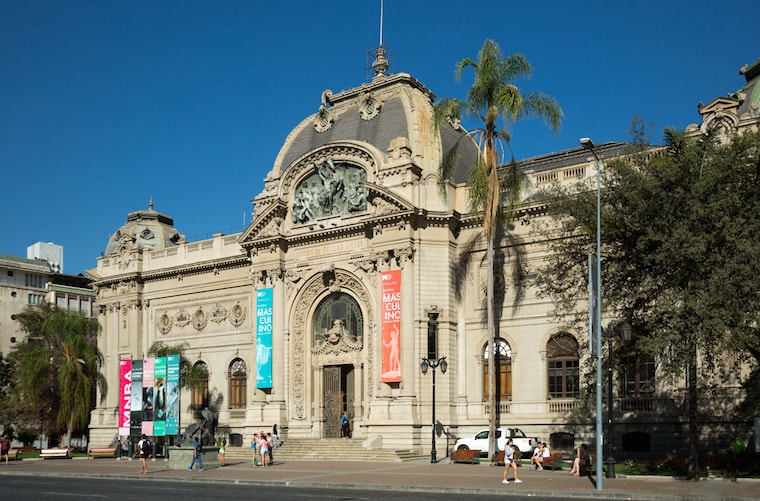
379, 0, 384, 47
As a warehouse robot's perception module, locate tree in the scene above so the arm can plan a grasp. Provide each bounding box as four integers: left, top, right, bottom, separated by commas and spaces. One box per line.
10, 303, 107, 448
433, 39, 562, 455
147, 341, 208, 393
535, 126, 760, 479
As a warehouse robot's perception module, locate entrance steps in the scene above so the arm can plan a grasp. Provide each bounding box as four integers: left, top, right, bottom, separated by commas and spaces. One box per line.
223, 438, 427, 463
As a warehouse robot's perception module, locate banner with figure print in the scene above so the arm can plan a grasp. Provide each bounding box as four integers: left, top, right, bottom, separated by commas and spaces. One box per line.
130, 359, 143, 438
381, 269, 402, 382
256, 287, 273, 389
166, 354, 180, 435
153, 357, 167, 437
119, 359, 132, 436
142, 358, 155, 436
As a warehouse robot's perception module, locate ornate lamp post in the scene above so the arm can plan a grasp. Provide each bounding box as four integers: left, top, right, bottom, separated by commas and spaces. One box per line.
420, 355, 447, 463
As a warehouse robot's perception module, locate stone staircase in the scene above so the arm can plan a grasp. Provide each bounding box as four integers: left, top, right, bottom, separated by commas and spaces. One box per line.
223, 438, 427, 463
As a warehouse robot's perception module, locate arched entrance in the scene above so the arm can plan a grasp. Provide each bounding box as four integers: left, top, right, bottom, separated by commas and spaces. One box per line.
312, 291, 364, 438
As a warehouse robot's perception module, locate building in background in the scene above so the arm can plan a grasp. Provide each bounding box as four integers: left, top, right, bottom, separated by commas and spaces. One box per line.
0, 243, 94, 357
27, 241, 63, 274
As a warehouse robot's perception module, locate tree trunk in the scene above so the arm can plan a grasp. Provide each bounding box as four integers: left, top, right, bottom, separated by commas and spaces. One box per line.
687, 339, 699, 480
487, 230, 497, 456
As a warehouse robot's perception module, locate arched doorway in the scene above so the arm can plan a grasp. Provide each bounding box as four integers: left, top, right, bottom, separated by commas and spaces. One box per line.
312, 292, 364, 438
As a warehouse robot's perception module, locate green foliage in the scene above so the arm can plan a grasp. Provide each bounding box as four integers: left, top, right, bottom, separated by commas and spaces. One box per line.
147, 341, 208, 390
535, 126, 760, 478
9, 304, 107, 446
16, 428, 38, 447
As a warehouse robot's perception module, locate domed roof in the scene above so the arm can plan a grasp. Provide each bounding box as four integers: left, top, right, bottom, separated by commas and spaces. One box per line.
104, 200, 185, 256
271, 47, 476, 184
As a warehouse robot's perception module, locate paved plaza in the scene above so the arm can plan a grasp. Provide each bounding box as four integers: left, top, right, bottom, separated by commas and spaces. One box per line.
0, 456, 758, 500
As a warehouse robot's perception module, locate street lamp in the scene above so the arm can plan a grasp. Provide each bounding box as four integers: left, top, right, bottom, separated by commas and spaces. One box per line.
580, 137, 603, 490
604, 322, 632, 478
420, 355, 447, 463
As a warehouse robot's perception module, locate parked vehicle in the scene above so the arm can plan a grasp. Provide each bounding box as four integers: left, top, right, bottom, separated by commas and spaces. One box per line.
453, 427, 539, 458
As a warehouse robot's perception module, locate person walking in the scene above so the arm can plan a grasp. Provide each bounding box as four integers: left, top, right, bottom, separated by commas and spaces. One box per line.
137, 434, 150, 474
187, 437, 204, 471
1, 435, 10, 464
217, 437, 225, 467
501, 439, 522, 484
340, 412, 349, 438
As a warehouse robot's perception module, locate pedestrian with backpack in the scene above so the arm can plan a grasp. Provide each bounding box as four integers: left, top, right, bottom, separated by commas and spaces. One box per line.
137, 434, 151, 474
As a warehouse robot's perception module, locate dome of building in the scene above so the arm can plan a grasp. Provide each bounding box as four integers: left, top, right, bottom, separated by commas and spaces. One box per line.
270, 47, 476, 184
104, 200, 185, 256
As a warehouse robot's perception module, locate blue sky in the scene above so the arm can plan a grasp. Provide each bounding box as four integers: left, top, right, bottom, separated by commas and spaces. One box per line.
2, 0, 758, 275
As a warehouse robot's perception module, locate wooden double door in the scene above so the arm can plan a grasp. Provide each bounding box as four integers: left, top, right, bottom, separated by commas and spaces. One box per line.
323, 364, 355, 438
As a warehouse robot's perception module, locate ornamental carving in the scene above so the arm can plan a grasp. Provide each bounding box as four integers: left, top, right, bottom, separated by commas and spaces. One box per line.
314, 89, 334, 133
291, 158, 368, 224
158, 312, 172, 334
230, 302, 246, 327
210, 304, 228, 323
359, 92, 382, 121
175, 309, 191, 328
192, 308, 207, 331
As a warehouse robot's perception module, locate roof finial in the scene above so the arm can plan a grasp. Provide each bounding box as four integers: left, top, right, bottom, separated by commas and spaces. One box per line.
148, 197, 154, 211
372, 46, 389, 78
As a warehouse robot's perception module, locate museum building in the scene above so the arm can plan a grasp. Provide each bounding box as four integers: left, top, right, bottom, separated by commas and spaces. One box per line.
87, 48, 760, 457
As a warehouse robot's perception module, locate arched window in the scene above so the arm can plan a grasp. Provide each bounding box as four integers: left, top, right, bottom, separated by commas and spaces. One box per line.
191, 361, 209, 410
313, 293, 363, 344
547, 333, 579, 399
229, 358, 247, 409
482, 338, 512, 401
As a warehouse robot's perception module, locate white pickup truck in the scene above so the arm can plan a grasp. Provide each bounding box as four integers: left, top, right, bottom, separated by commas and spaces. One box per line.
453, 427, 540, 458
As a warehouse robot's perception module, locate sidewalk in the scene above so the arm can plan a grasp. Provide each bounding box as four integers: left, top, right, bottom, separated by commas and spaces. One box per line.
1, 456, 758, 500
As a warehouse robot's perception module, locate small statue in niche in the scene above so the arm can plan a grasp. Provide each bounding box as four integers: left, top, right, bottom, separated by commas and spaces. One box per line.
325, 319, 348, 344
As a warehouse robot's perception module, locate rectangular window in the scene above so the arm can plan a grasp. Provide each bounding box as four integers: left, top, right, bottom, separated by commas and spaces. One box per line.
548, 360, 579, 399
230, 376, 246, 409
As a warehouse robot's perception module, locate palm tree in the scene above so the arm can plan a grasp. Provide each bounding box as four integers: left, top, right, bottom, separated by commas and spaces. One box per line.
11, 304, 107, 449
433, 39, 562, 455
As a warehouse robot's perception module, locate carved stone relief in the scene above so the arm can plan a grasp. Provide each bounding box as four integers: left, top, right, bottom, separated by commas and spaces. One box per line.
291, 158, 368, 224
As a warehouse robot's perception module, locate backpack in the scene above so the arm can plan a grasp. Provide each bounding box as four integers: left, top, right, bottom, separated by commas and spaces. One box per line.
141, 439, 151, 454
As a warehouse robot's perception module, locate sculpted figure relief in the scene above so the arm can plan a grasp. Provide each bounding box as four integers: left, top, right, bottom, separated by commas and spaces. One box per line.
292, 158, 367, 224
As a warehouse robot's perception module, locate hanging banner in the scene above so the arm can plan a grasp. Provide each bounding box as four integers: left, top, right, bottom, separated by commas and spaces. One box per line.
118, 359, 132, 436
153, 357, 167, 437
381, 269, 402, 382
166, 354, 180, 435
256, 287, 273, 389
130, 360, 143, 438
142, 358, 155, 436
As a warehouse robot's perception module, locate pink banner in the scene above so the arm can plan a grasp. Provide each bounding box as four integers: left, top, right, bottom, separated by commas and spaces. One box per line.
119, 359, 132, 436
142, 358, 155, 436
381, 269, 402, 382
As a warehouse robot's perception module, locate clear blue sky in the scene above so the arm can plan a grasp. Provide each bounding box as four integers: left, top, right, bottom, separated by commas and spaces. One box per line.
2, 0, 758, 275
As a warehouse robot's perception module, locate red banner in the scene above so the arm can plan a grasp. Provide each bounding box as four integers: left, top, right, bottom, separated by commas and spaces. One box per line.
119, 359, 132, 436
381, 269, 402, 382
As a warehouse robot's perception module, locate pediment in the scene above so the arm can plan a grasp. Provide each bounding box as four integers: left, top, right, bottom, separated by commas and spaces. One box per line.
238, 199, 288, 244
698, 95, 742, 117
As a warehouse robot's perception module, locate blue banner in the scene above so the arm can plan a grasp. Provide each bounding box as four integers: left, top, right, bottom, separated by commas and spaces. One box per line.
256, 288, 273, 389
166, 354, 180, 435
